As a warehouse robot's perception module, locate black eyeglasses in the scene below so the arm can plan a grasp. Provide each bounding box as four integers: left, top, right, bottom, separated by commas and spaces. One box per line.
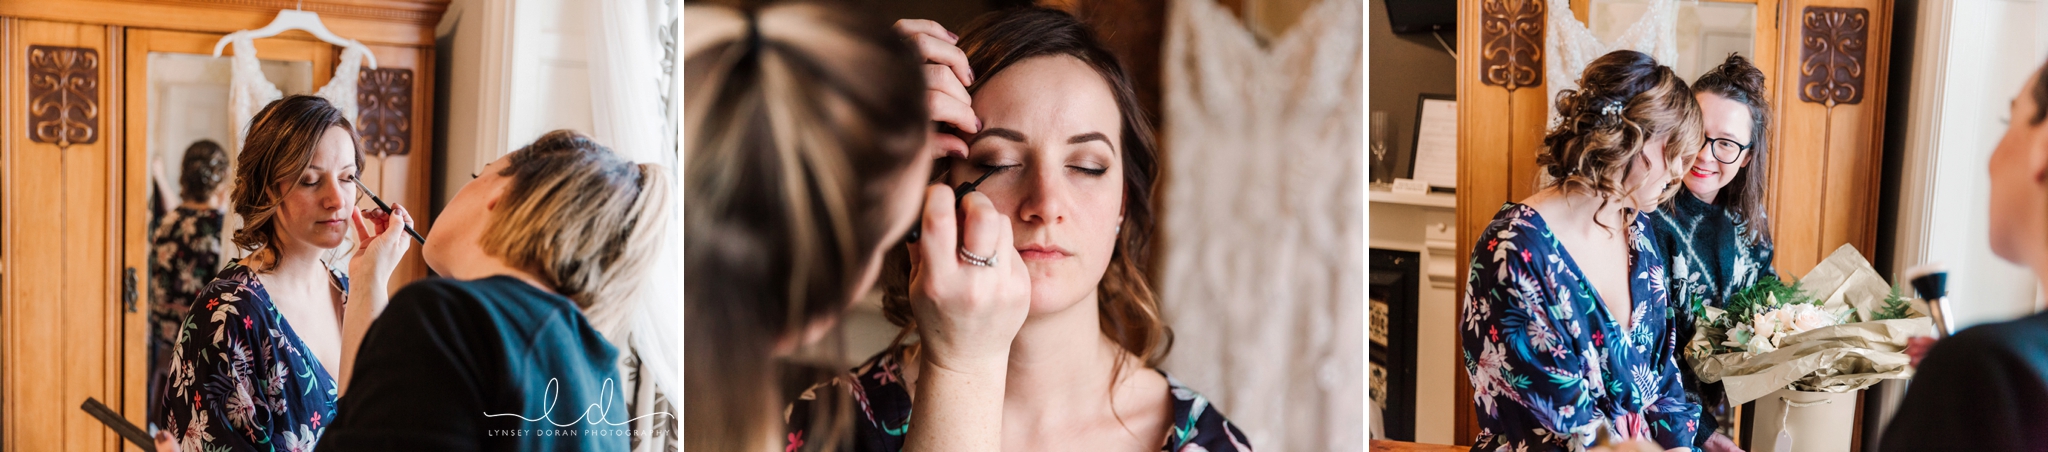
1703, 136, 1752, 164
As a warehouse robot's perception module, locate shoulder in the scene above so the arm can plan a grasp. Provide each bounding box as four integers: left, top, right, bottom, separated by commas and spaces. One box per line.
387, 276, 591, 345
1926, 314, 2048, 370
191, 264, 266, 313
1161, 372, 1254, 452
1472, 204, 1553, 268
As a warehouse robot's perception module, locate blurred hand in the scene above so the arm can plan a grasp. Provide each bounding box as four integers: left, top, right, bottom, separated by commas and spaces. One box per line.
1702, 432, 1744, 452
1907, 336, 1938, 367
349, 204, 414, 288
155, 431, 180, 452
905, 185, 1030, 375
893, 19, 977, 160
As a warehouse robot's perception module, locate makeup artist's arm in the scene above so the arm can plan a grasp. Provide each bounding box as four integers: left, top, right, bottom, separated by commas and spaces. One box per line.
902, 186, 1031, 452
340, 204, 415, 395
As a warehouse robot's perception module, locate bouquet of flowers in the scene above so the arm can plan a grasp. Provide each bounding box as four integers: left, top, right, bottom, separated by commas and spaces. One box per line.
1687, 245, 1935, 406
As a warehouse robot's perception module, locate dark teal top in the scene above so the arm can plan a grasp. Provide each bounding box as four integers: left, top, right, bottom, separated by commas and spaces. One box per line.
1647, 190, 1775, 446
1881, 309, 2048, 449
316, 276, 631, 452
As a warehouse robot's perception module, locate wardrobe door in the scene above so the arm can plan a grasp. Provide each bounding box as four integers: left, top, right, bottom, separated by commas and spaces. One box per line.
356, 43, 432, 287
2, 18, 122, 452
1764, 0, 1895, 276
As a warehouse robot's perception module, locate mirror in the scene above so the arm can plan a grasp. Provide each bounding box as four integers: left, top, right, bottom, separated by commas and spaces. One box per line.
1589, 0, 1758, 80
143, 51, 312, 425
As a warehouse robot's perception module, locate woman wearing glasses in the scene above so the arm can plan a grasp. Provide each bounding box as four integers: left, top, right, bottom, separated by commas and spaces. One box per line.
1648, 54, 1778, 452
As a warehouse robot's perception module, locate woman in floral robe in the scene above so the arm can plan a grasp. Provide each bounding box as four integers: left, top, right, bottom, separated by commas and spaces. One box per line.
1461, 50, 1704, 450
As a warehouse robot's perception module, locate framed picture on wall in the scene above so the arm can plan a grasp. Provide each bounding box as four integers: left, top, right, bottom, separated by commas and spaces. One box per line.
1408, 93, 1456, 192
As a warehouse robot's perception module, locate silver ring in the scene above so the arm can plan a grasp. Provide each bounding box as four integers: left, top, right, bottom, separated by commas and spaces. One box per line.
958, 247, 997, 267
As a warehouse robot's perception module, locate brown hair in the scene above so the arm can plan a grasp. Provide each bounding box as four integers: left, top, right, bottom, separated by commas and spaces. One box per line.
481, 130, 670, 311
2032, 58, 2048, 126
1541, 50, 1702, 228
230, 95, 362, 263
179, 139, 229, 203
682, 3, 927, 451
876, 4, 1171, 403
1689, 53, 1774, 247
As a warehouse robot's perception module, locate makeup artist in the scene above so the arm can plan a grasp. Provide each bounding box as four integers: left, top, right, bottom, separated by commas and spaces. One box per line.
152, 95, 414, 452
1879, 57, 2048, 450
679, 4, 972, 451
1461, 50, 1703, 450
1649, 54, 1778, 452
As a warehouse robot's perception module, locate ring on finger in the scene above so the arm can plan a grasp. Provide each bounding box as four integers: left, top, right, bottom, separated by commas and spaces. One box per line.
958, 246, 997, 267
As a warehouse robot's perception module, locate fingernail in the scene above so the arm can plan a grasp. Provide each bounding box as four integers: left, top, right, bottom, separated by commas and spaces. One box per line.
948, 31, 958, 41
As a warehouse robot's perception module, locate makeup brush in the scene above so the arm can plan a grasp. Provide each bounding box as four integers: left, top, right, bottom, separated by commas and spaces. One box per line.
359, 185, 426, 244
905, 166, 1006, 245
1906, 262, 1952, 338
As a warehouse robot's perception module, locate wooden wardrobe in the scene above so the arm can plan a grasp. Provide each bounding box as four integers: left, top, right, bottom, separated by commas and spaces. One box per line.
0, 1, 446, 449
1452, 0, 1895, 445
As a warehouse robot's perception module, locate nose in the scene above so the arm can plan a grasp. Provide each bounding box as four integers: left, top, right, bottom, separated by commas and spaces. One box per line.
1015, 164, 1071, 226
323, 177, 350, 211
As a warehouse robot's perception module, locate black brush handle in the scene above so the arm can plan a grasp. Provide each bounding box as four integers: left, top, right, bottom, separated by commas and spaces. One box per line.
81, 397, 155, 451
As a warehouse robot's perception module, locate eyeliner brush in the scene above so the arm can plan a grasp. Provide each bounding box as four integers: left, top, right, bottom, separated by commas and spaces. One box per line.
359, 185, 426, 244
906, 166, 1005, 244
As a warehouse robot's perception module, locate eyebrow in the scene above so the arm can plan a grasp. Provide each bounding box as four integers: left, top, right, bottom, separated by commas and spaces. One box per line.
304, 165, 358, 173
1067, 132, 1111, 148
968, 128, 1028, 146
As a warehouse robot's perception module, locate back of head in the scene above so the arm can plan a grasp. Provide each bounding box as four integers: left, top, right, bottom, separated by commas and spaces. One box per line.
482, 130, 670, 312
1690, 53, 1774, 246
682, 2, 926, 450
1540, 50, 1702, 214
231, 95, 362, 261
180, 140, 229, 204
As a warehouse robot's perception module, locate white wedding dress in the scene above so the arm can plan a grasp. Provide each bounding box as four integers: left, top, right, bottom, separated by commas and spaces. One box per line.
1158, 0, 1362, 450
1544, 0, 1680, 121
221, 33, 368, 261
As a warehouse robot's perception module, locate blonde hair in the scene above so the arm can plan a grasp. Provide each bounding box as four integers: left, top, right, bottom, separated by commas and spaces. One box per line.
231, 95, 362, 265
682, 3, 927, 451
481, 130, 671, 311
1541, 49, 1702, 225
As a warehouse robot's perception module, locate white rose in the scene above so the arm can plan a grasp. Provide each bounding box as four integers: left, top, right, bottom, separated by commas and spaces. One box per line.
1788, 305, 1834, 333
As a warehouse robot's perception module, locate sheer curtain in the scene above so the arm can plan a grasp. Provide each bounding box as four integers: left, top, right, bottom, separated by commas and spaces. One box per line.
586, 0, 680, 450
1158, 0, 1362, 450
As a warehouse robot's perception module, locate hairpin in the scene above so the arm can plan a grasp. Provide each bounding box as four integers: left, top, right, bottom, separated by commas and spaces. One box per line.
1600, 101, 1625, 117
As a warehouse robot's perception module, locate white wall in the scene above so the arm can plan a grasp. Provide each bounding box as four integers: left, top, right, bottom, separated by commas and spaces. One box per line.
1892, 0, 2044, 331
434, 0, 598, 211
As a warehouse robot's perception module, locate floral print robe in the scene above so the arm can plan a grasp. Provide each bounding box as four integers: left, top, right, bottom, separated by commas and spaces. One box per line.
1462, 204, 1698, 450
155, 262, 345, 452
784, 348, 1253, 452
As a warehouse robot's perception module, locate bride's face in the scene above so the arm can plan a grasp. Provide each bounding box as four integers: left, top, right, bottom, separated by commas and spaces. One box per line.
949, 55, 1125, 316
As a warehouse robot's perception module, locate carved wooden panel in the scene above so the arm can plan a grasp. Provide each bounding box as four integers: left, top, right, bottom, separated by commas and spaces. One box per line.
1797, 6, 1868, 106
356, 67, 413, 157
26, 45, 99, 148
1479, 0, 1543, 90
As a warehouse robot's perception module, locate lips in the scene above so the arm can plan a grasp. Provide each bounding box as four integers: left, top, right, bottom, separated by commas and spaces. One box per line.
1690, 166, 1717, 179
1016, 243, 1073, 261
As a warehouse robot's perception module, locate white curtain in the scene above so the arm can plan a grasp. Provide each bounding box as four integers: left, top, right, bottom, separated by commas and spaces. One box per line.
1158, 0, 1362, 450
585, 0, 680, 450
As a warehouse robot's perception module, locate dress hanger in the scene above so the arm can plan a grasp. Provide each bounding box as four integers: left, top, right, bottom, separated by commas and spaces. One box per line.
210, 2, 379, 69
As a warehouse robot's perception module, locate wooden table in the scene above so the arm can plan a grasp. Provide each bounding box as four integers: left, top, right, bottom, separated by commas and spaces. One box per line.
1371, 439, 1471, 452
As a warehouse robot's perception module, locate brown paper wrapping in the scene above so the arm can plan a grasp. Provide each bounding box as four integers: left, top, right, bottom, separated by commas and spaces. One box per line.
1689, 244, 1932, 406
